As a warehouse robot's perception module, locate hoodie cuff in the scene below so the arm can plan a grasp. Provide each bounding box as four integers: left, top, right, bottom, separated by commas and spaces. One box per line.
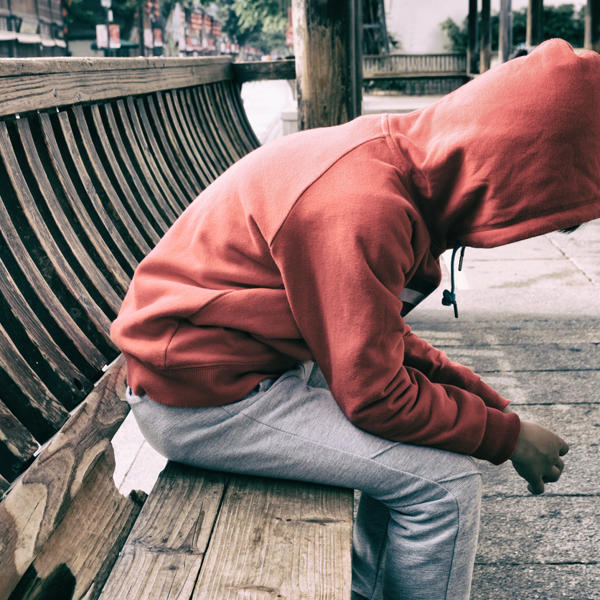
472, 408, 521, 465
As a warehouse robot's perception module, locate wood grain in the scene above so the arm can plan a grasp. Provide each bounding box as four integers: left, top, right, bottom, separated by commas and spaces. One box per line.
0, 399, 39, 482
0, 57, 233, 117
192, 476, 353, 599
0, 357, 129, 599
98, 463, 226, 600
9, 453, 145, 600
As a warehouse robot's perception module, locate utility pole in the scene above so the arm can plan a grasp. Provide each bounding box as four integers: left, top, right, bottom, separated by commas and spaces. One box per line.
499, 0, 513, 62
467, 0, 478, 74
292, 0, 362, 130
585, 0, 600, 52
526, 0, 543, 47
480, 0, 491, 72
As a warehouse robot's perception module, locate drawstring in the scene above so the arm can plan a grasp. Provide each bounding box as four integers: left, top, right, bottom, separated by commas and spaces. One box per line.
442, 242, 466, 318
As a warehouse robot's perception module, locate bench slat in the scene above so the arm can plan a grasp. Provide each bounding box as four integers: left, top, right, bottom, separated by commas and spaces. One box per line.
54, 111, 145, 271
163, 91, 213, 190
132, 95, 192, 210
0, 258, 94, 403
0, 123, 117, 338
122, 97, 186, 218
0, 399, 39, 482
187, 86, 231, 174
174, 88, 222, 181
213, 82, 255, 160
8, 453, 145, 600
0, 197, 108, 372
154, 92, 206, 193
98, 463, 227, 600
89, 101, 183, 231
219, 80, 261, 152
112, 99, 183, 227
38, 112, 138, 281
0, 357, 128, 598
16, 117, 129, 307
0, 323, 70, 442
193, 476, 353, 599
142, 93, 199, 200
199, 85, 245, 164
71, 104, 165, 247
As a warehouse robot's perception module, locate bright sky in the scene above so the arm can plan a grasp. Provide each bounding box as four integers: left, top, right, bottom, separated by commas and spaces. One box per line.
385, 0, 587, 53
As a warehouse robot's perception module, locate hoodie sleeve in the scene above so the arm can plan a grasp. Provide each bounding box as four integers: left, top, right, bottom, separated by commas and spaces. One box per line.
270, 186, 520, 465
402, 326, 511, 411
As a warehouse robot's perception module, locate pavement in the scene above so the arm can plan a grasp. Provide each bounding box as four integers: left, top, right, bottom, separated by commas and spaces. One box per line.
112, 82, 600, 599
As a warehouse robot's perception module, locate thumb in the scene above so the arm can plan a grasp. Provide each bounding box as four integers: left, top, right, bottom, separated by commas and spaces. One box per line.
558, 439, 569, 456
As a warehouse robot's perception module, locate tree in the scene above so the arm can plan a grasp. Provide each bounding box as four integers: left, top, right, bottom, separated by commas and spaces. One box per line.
441, 4, 585, 53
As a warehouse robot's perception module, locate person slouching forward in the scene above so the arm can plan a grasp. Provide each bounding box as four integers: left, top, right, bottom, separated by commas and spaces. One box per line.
111, 39, 600, 599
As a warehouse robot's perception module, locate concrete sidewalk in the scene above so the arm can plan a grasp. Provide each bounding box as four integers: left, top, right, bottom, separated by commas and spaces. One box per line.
408, 223, 600, 600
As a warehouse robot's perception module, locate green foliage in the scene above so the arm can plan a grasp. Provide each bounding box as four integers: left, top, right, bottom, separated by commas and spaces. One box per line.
441, 4, 585, 53
440, 17, 467, 53
195, 0, 289, 51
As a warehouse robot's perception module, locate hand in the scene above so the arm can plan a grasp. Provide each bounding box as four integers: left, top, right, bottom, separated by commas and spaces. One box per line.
510, 420, 569, 494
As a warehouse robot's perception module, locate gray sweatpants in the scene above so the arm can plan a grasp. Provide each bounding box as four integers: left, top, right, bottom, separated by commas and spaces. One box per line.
126, 361, 482, 600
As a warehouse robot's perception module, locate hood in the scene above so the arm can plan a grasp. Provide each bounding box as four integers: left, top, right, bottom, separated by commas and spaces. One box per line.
388, 39, 600, 250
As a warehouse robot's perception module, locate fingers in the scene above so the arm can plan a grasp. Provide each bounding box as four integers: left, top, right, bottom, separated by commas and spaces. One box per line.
542, 465, 562, 483
559, 439, 570, 456
527, 476, 545, 495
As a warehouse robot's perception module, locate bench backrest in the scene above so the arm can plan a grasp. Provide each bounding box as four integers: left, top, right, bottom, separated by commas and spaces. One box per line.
0, 56, 260, 491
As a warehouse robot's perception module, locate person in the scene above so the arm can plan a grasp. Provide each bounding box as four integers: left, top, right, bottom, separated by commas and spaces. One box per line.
111, 39, 600, 599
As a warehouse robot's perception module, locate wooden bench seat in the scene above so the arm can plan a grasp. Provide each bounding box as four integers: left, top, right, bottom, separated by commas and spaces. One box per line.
0, 57, 352, 599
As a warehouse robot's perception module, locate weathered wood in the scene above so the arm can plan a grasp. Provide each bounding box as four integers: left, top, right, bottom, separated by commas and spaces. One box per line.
16, 117, 129, 307
292, 0, 362, 130
467, 0, 479, 74
132, 95, 191, 210
98, 463, 227, 600
0, 321, 70, 443
38, 111, 138, 285
526, 0, 544, 47
480, 0, 492, 72
9, 453, 145, 600
499, 0, 513, 62
0, 399, 39, 483
140, 94, 199, 201
0, 257, 94, 405
193, 476, 353, 599
0, 357, 128, 598
0, 122, 116, 336
232, 59, 296, 83
0, 57, 233, 118
55, 110, 143, 273
72, 103, 166, 246
122, 97, 188, 219
585, 0, 600, 52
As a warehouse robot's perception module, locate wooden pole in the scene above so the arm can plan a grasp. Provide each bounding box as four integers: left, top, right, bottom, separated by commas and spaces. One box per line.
467, 0, 478, 74
585, 0, 600, 52
526, 0, 543, 47
292, 0, 362, 131
499, 0, 513, 62
480, 0, 491, 71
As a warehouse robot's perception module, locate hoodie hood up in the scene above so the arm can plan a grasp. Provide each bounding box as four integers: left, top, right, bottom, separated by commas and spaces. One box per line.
388, 38, 600, 250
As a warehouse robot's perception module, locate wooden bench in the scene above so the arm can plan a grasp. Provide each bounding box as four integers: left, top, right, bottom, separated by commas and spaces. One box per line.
0, 56, 352, 599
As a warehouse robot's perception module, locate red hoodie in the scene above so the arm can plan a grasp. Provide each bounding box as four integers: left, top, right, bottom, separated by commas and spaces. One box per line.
111, 40, 600, 465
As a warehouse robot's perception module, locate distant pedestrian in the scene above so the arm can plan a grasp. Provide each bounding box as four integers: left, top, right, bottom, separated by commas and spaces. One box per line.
111, 39, 600, 599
